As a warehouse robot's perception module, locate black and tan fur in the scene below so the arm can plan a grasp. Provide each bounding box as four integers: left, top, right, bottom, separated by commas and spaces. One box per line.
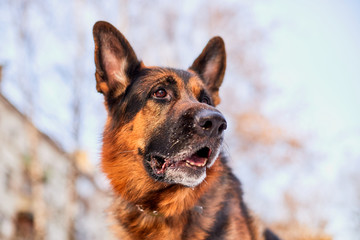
93, 21, 280, 240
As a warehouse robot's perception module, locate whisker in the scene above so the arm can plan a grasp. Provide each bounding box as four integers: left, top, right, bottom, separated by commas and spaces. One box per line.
169, 139, 180, 150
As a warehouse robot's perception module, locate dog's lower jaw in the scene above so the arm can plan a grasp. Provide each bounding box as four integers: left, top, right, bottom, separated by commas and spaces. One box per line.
163, 149, 221, 188
146, 145, 222, 188
164, 168, 206, 188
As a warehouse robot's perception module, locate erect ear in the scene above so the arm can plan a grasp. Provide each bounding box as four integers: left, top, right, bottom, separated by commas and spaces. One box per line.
93, 21, 142, 98
189, 36, 226, 106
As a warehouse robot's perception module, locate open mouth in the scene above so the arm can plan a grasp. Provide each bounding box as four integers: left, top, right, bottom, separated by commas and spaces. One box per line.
149, 147, 212, 176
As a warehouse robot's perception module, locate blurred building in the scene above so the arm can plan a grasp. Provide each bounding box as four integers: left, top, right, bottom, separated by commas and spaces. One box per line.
0, 92, 114, 240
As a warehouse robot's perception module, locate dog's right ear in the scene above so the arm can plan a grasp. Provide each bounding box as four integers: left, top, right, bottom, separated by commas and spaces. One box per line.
93, 21, 142, 98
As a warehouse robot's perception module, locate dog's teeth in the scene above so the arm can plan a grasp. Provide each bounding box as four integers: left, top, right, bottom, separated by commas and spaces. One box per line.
200, 161, 207, 167
186, 160, 207, 167
186, 160, 196, 166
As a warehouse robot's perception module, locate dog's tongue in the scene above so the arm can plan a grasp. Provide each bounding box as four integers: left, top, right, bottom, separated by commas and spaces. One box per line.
185, 151, 210, 167
185, 148, 212, 167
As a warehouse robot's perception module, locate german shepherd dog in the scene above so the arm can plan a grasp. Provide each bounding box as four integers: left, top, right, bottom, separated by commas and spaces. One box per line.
93, 21, 280, 240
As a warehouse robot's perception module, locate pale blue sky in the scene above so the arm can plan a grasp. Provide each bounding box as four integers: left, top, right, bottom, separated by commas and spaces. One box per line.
254, 0, 360, 138
252, 1, 360, 238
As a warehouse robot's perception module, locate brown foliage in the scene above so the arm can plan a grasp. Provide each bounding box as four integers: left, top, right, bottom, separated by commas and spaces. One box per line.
270, 222, 332, 240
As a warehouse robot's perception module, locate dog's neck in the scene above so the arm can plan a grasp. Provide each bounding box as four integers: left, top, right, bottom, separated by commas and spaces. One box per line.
133, 199, 204, 217
113, 183, 207, 218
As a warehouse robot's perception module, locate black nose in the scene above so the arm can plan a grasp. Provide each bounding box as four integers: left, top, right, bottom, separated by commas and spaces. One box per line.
195, 110, 227, 137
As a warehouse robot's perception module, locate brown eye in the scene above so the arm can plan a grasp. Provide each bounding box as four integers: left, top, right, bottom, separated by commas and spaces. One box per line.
153, 89, 167, 98
201, 97, 210, 105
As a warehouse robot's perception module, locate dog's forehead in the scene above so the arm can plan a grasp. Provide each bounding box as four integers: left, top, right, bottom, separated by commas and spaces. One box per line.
137, 67, 205, 92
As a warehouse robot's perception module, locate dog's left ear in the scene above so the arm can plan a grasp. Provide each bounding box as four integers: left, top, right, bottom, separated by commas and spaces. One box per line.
189, 37, 226, 106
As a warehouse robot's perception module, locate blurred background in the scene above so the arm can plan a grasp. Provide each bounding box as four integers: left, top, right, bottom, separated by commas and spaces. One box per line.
0, 0, 359, 239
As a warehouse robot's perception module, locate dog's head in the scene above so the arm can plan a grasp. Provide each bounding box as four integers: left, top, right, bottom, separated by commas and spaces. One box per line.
93, 21, 227, 190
